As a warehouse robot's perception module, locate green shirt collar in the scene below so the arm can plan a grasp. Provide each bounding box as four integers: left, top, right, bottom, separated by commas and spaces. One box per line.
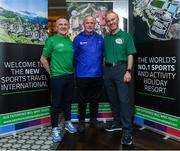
110, 29, 122, 36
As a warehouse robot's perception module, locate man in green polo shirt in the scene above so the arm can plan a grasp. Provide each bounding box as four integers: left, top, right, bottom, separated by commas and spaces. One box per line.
40, 18, 77, 142
104, 11, 136, 145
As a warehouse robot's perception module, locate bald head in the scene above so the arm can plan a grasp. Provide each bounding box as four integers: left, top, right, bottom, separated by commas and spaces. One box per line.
83, 15, 96, 24
105, 11, 119, 34
55, 18, 70, 36
55, 18, 69, 28
105, 11, 119, 22
83, 16, 96, 34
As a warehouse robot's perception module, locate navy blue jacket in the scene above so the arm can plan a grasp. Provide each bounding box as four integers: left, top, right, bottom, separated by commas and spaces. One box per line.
73, 31, 103, 77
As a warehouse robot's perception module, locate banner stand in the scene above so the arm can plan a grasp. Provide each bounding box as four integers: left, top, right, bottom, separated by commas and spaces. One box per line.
136, 123, 180, 142
133, 0, 180, 140
0, 0, 49, 136
0, 123, 50, 138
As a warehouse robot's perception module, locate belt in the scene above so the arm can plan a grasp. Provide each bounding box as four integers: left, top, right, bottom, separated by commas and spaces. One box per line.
105, 61, 127, 67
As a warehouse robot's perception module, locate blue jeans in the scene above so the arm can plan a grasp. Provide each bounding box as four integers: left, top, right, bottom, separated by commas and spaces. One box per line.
104, 63, 133, 135
50, 74, 74, 128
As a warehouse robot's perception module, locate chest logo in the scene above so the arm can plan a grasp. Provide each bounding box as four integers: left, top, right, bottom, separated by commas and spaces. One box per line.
115, 38, 123, 44
80, 41, 87, 45
58, 43, 64, 47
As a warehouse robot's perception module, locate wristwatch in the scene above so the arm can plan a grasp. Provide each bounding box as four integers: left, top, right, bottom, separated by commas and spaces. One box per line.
126, 69, 132, 73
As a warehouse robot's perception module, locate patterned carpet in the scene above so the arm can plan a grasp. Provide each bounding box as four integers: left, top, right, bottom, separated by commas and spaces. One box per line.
0, 125, 60, 150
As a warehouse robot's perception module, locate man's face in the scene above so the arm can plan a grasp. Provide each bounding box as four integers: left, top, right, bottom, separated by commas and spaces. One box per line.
83, 16, 96, 33
55, 18, 69, 36
106, 13, 119, 33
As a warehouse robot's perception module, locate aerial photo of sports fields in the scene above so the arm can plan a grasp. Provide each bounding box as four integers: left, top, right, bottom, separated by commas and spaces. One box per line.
133, 0, 180, 40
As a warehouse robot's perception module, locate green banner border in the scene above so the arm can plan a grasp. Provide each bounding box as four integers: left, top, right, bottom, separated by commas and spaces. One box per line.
135, 106, 180, 129
0, 106, 50, 126
0, 102, 111, 126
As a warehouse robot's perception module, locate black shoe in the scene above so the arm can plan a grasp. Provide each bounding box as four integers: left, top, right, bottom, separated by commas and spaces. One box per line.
78, 121, 85, 133
105, 123, 122, 132
121, 134, 133, 145
89, 119, 98, 128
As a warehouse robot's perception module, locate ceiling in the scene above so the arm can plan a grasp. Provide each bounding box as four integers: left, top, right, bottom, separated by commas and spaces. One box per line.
48, 0, 67, 21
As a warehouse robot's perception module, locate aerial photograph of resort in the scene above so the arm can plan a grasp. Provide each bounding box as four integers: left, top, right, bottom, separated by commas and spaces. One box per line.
133, 0, 180, 40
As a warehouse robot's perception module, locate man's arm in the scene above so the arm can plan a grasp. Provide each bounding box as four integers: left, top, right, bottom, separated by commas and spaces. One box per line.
72, 37, 79, 67
91, 5, 98, 14
40, 55, 50, 75
81, 3, 91, 14
127, 54, 133, 71
124, 54, 133, 82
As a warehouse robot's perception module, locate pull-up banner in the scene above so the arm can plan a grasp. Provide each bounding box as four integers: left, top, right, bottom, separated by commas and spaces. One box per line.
0, 0, 50, 136
133, 0, 180, 140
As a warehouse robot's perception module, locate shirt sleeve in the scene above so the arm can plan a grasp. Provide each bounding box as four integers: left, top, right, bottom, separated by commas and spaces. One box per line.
42, 38, 53, 57
127, 33, 136, 55
72, 37, 79, 67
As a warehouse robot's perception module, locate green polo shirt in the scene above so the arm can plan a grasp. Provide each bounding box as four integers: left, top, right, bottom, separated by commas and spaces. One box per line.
42, 34, 74, 77
104, 30, 136, 63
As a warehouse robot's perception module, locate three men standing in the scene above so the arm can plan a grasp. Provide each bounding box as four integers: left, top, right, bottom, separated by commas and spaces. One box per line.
40, 10, 136, 146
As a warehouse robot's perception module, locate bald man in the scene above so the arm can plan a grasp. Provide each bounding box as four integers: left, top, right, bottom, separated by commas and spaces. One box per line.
40, 18, 77, 142
73, 16, 104, 132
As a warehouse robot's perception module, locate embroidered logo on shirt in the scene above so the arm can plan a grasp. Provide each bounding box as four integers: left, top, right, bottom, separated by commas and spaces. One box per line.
57, 43, 64, 47
115, 38, 123, 44
80, 41, 88, 45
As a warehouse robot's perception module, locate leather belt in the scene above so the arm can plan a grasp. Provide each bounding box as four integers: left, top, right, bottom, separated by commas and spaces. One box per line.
105, 61, 127, 67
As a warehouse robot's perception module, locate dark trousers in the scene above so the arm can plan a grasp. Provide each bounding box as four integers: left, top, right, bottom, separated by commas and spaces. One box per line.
50, 74, 74, 128
104, 63, 133, 135
76, 77, 103, 121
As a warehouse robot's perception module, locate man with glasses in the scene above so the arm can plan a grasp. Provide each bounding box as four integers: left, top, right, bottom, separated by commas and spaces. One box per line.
104, 11, 136, 145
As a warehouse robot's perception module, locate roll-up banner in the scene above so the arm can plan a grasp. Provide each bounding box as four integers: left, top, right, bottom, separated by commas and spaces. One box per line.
133, 0, 180, 140
0, 0, 50, 136
66, 0, 129, 121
